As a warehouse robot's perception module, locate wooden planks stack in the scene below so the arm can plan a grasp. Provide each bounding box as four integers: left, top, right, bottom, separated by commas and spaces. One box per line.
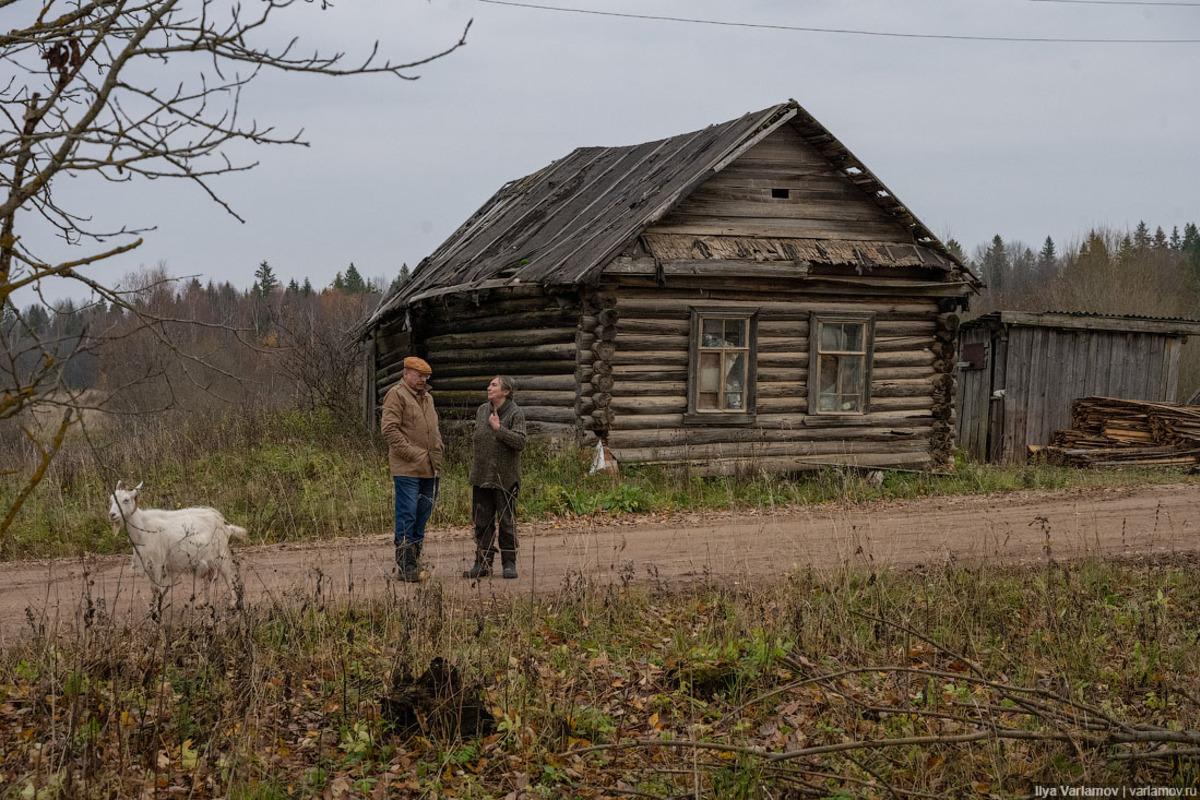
1036, 397, 1200, 467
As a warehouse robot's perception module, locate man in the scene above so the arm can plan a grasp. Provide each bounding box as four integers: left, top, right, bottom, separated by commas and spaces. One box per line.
464, 375, 526, 580
380, 356, 443, 582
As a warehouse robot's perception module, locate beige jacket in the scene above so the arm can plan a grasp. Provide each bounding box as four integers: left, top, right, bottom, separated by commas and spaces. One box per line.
381, 381, 444, 477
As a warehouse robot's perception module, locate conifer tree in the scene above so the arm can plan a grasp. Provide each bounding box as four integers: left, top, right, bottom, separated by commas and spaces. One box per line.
1153, 226, 1168, 251
343, 263, 366, 294
301, 278, 314, 297
253, 260, 279, 297
1133, 220, 1151, 251
1170, 226, 1183, 250
1037, 236, 1057, 274
1117, 234, 1134, 266
1183, 223, 1200, 252
389, 262, 413, 295
331, 272, 346, 292
944, 239, 966, 264
980, 235, 1009, 295
1183, 223, 1200, 271
24, 304, 50, 333
286, 278, 299, 294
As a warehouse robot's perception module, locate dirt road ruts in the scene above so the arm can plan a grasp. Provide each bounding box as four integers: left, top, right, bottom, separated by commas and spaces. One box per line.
1, 483, 1196, 644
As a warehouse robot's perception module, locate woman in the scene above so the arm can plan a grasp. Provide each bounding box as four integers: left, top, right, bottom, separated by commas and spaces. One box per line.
465, 375, 526, 579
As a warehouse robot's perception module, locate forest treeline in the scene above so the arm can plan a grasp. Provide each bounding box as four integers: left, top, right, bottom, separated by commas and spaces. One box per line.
957, 221, 1200, 319
3, 222, 1200, 435
0, 260, 411, 428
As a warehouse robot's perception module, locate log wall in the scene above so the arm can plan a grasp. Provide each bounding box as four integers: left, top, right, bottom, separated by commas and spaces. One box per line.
600, 275, 956, 473
367, 316, 411, 426
373, 287, 583, 437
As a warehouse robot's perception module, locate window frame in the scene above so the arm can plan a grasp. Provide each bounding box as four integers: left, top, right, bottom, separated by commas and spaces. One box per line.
684, 308, 759, 427
808, 311, 876, 416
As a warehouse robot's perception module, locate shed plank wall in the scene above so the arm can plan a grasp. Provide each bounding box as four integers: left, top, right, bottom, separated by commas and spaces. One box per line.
958, 324, 1184, 463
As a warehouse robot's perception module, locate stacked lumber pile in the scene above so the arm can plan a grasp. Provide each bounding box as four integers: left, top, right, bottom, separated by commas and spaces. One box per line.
1035, 397, 1200, 467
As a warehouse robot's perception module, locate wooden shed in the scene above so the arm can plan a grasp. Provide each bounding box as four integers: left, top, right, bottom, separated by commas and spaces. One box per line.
358, 100, 980, 474
955, 311, 1200, 463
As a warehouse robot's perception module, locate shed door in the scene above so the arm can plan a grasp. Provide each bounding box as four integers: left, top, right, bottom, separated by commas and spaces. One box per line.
955, 329, 994, 461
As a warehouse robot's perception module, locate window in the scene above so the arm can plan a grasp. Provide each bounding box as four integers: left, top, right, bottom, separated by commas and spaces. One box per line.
686, 310, 758, 424
770, 188, 790, 199
810, 313, 874, 414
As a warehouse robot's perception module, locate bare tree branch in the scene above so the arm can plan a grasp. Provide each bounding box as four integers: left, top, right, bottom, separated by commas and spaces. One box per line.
1, 0, 468, 544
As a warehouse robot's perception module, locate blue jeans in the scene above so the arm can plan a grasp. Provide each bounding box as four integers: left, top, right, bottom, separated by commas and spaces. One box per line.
394, 476, 438, 547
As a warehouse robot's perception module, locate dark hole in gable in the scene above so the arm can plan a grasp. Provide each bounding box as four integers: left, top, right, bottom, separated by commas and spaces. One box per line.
770, 188, 790, 199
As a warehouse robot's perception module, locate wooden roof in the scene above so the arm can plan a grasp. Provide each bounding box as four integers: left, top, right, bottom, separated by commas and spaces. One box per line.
965, 311, 1200, 337
363, 100, 972, 333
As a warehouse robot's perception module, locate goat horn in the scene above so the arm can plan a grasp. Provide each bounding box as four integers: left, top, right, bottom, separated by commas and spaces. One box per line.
134, 481, 144, 491
116, 480, 124, 490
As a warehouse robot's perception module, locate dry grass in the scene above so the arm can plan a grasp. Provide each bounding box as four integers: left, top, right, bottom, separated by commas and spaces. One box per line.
3, 408, 1198, 562
1, 551, 1198, 798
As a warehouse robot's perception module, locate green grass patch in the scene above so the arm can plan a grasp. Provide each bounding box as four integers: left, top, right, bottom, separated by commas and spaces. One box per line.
2, 407, 1196, 560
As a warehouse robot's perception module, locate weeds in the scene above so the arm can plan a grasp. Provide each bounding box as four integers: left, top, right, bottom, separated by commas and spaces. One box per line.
2, 407, 1197, 561
1, 556, 1198, 797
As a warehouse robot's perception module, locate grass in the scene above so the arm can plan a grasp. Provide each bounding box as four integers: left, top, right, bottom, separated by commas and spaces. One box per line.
2, 407, 1198, 560
0, 556, 1197, 797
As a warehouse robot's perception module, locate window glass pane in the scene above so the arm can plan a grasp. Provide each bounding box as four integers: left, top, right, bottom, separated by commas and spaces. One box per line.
838, 355, 864, 396
693, 313, 755, 414
841, 323, 864, 352
724, 319, 746, 348
820, 321, 866, 352
814, 318, 870, 414
699, 352, 721, 392
702, 318, 724, 347
724, 352, 746, 410
816, 355, 835, 395
820, 323, 843, 352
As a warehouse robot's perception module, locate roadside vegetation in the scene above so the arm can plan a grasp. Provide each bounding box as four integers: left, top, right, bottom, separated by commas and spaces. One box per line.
1, 555, 1197, 797
2, 407, 1198, 561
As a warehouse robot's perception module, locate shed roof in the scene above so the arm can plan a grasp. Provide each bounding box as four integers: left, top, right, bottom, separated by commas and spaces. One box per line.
362, 100, 974, 334
965, 310, 1200, 337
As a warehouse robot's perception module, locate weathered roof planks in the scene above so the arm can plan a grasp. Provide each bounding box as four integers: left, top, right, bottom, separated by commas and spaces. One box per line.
359, 100, 975, 336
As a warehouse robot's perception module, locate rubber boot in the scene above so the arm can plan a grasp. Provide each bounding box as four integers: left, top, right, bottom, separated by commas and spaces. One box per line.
501, 552, 517, 580
463, 551, 493, 579
410, 540, 427, 582
399, 543, 420, 583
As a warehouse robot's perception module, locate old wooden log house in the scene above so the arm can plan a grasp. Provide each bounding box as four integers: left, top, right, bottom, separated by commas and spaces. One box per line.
358, 100, 980, 473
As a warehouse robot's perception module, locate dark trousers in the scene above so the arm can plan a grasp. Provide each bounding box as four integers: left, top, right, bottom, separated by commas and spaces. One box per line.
394, 476, 438, 547
472, 484, 518, 563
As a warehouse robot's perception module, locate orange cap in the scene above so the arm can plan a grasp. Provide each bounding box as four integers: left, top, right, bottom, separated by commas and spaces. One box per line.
403, 356, 432, 375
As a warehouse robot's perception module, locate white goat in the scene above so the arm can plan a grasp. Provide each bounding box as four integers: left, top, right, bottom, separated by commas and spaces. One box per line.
108, 481, 247, 605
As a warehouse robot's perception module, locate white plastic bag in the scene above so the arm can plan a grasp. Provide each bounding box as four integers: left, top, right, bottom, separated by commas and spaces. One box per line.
589, 440, 618, 475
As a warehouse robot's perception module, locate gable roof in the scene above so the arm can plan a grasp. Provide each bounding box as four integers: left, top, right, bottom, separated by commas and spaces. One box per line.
362, 100, 973, 333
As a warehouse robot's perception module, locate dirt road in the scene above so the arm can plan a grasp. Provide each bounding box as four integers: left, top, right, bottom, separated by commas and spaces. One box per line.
2, 483, 1198, 644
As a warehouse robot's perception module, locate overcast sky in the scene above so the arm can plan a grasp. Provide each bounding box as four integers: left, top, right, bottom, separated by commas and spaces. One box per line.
16, 0, 1200, 302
